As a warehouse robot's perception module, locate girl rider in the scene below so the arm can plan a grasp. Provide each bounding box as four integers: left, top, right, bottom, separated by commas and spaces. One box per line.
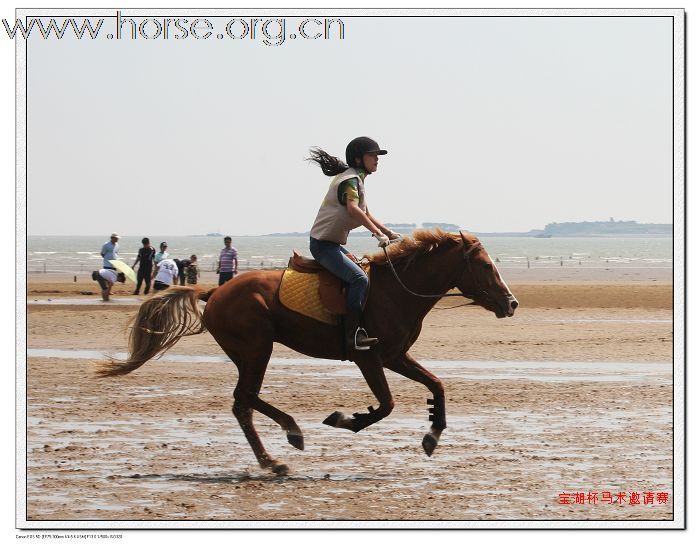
308, 136, 402, 352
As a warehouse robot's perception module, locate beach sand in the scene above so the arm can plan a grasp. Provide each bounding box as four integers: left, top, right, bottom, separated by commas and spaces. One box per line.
22, 269, 675, 524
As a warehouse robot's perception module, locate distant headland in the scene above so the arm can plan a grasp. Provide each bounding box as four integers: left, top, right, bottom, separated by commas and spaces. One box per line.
262, 219, 671, 238
474, 218, 671, 237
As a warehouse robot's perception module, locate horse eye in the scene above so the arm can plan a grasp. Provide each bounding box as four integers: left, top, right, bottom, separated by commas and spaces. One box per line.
483, 263, 493, 271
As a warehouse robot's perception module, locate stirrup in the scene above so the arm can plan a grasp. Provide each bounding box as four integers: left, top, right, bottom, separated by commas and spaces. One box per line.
353, 327, 378, 351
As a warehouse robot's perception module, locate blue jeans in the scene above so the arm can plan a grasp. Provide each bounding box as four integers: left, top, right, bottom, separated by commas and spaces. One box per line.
310, 237, 367, 311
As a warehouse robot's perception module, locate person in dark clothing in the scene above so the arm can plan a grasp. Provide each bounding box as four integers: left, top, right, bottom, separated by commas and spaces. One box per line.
173, 258, 191, 286
186, 254, 200, 284
132, 237, 156, 295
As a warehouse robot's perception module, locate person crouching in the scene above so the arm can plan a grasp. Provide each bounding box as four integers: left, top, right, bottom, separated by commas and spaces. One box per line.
95, 269, 126, 301
153, 257, 179, 291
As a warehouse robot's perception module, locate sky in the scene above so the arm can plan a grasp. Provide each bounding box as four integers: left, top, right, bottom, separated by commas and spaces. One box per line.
25, 13, 674, 236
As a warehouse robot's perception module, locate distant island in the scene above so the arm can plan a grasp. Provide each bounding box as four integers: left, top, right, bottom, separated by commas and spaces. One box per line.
262, 219, 670, 238
474, 218, 671, 237
264, 223, 462, 237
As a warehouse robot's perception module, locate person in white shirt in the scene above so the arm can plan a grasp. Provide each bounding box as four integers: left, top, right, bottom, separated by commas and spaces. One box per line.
95, 268, 126, 301
100, 233, 120, 269
153, 258, 179, 291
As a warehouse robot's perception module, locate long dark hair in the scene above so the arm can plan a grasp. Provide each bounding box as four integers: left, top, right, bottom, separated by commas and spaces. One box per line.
307, 147, 348, 177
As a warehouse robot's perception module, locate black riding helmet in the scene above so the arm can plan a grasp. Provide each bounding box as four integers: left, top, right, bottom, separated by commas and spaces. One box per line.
345, 137, 387, 168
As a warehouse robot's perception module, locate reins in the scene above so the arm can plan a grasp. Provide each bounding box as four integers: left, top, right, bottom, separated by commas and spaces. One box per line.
380, 238, 484, 301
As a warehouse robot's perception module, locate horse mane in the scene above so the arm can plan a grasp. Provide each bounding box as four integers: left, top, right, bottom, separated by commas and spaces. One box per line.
367, 228, 463, 265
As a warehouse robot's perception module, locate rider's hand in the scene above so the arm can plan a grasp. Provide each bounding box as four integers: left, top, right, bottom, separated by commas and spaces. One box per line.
373, 233, 391, 248
388, 231, 403, 242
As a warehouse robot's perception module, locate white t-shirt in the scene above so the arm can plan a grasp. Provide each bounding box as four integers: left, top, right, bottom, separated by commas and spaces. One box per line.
155, 258, 179, 284
98, 269, 118, 283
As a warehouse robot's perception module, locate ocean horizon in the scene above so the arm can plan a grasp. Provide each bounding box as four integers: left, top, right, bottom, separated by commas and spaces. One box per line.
25, 234, 673, 275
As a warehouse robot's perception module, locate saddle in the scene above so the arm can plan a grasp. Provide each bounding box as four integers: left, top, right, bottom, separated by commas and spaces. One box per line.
278, 251, 367, 325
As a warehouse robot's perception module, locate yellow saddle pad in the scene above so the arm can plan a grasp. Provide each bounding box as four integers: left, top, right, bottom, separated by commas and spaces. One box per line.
279, 269, 338, 325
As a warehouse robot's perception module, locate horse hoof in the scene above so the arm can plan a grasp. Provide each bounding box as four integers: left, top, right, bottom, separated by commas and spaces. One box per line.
323, 411, 344, 428
287, 432, 304, 451
422, 434, 438, 457
272, 463, 290, 476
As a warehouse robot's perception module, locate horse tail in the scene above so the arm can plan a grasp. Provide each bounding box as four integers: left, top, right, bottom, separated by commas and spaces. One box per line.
95, 286, 208, 378
197, 286, 218, 302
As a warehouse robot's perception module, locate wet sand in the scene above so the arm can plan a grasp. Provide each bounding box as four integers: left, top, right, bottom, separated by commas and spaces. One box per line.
21, 271, 675, 525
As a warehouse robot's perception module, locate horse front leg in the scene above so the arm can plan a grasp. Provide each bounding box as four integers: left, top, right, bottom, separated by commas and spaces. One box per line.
323, 359, 394, 433
384, 352, 446, 456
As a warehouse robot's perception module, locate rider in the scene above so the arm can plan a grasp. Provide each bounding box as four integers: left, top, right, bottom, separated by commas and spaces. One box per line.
308, 136, 402, 351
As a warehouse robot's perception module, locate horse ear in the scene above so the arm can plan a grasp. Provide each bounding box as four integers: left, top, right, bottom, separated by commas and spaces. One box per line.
459, 230, 468, 244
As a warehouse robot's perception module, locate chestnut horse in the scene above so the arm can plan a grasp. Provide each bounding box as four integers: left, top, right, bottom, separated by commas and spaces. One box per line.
97, 230, 518, 475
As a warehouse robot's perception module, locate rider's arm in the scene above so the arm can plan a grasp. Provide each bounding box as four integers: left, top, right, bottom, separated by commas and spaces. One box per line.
347, 200, 383, 237
365, 211, 397, 238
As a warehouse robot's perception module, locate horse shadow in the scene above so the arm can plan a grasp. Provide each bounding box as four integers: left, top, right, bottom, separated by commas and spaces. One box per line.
120, 471, 382, 484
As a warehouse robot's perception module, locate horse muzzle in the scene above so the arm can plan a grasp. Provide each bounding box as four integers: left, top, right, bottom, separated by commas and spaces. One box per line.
497, 294, 519, 318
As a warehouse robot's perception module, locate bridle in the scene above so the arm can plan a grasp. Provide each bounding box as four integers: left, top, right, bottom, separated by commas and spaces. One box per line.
380, 232, 491, 301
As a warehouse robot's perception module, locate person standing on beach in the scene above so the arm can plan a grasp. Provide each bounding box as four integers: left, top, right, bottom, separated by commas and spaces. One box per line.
153, 257, 179, 291
94, 268, 126, 301
308, 137, 401, 352
186, 255, 200, 284
216, 236, 238, 286
154, 242, 169, 265
132, 237, 155, 295
100, 233, 120, 269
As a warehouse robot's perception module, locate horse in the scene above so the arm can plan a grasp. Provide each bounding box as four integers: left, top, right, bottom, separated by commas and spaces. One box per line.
96, 229, 518, 475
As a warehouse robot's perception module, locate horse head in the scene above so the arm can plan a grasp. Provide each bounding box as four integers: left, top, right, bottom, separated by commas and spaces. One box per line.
455, 231, 518, 318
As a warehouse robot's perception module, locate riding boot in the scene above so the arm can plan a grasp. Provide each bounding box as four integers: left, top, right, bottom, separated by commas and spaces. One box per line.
345, 309, 378, 351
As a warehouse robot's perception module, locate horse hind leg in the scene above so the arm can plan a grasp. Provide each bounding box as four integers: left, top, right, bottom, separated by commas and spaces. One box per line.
232, 394, 290, 476
224, 344, 303, 475
251, 396, 305, 451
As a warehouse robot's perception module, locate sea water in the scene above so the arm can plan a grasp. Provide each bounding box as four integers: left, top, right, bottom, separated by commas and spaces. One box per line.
25, 234, 672, 274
